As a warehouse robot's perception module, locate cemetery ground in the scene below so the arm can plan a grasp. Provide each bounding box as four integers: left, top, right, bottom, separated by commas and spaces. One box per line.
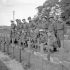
0, 60, 10, 70
0, 27, 70, 70
0, 42, 70, 70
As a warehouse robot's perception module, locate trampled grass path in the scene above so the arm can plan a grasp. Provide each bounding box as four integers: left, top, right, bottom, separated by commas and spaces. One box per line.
0, 51, 24, 70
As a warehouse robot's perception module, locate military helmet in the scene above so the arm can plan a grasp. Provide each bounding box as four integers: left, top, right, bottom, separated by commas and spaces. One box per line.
22, 19, 25, 21
10, 20, 14, 22
28, 17, 31, 20
16, 19, 21, 22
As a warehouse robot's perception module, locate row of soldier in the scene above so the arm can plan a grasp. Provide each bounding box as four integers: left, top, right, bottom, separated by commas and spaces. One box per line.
10, 16, 67, 52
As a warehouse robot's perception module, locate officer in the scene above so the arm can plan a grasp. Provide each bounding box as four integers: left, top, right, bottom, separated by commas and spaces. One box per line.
10, 20, 16, 43
48, 17, 59, 51
16, 19, 22, 32
10, 20, 16, 30
41, 17, 49, 30
56, 18, 67, 48
28, 17, 36, 31
16, 19, 22, 44
22, 19, 28, 31
48, 29, 59, 52
48, 21, 55, 35
22, 19, 29, 48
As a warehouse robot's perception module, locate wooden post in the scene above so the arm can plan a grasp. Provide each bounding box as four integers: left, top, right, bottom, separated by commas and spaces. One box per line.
47, 32, 50, 61
3, 36, 5, 52
61, 65, 64, 70
60, 63, 65, 70
19, 48, 22, 63
28, 37, 31, 68
7, 38, 10, 55
0, 36, 2, 50
12, 38, 14, 59
19, 40, 22, 63
0, 36, 1, 50
37, 38, 40, 51
7, 43, 9, 55
40, 43, 43, 70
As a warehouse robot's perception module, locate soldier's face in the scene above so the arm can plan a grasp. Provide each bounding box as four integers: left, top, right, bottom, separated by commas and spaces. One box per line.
11, 22, 14, 24
23, 20, 26, 23
29, 18, 31, 21
16, 20, 21, 24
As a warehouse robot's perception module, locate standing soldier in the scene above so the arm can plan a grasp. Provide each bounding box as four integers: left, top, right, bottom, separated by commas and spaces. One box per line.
16, 19, 22, 33
10, 20, 16, 43
48, 17, 59, 52
22, 19, 28, 33
22, 19, 29, 48
22, 19, 29, 37
41, 17, 49, 30
56, 18, 67, 48
28, 17, 36, 32
16, 19, 22, 42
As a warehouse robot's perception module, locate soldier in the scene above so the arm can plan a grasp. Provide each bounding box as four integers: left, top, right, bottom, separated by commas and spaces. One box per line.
48, 18, 59, 52
42, 17, 49, 30
48, 29, 59, 52
56, 18, 67, 48
15, 19, 22, 44
22, 19, 28, 32
48, 18, 56, 36
10, 20, 16, 43
11, 20, 16, 29
22, 19, 30, 38
28, 17, 36, 31
16, 19, 22, 33
22, 19, 29, 48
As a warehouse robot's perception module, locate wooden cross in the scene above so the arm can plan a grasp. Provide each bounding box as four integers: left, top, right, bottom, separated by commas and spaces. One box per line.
3, 36, 5, 52
47, 31, 51, 61
40, 43, 43, 70
19, 39, 22, 63
27, 37, 31, 68
12, 38, 15, 59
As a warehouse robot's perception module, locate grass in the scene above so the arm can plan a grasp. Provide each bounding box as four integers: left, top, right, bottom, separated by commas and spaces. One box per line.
0, 43, 62, 70
0, 28, 70, 70
0, 60, 10, 70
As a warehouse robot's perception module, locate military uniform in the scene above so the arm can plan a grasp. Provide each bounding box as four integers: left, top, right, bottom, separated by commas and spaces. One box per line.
16, 19, 23, 44
28, 20, 36, 31
16, 19, 22, 33
10, 20, 16, 43
42, 18, 49, 30
28, 17, 36, 31
48, 21, 59, 51
21, 19, 29, 47
55, 20, 67, 48
56, 20, 67, 40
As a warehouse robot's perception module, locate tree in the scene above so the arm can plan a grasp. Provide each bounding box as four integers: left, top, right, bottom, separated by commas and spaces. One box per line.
59, 0, 70, 21
36, 6, 43, 14
43, 0, 59, 7
36, 0, 60, 19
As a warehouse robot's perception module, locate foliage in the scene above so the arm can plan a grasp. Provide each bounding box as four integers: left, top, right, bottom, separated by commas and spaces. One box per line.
59, 0, 70, 21
36, 0, 70, 23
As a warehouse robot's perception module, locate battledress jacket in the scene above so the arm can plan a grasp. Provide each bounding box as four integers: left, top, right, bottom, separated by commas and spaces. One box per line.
56, 21, 67, 40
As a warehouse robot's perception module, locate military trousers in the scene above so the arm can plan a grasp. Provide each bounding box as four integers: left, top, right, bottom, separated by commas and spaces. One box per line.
57, 30, 64, 40
57, 30, 64, 48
